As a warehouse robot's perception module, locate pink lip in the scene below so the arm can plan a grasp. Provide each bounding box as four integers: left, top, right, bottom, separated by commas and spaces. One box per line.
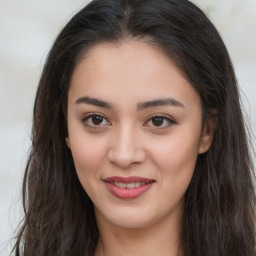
104, 176, 154, 183
103, 176, 155, 199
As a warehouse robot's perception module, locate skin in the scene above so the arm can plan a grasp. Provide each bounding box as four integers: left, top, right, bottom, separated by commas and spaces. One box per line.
66, 40, 214, 256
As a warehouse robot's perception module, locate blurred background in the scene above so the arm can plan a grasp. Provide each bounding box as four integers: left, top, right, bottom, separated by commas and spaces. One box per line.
0, 0, 255, 255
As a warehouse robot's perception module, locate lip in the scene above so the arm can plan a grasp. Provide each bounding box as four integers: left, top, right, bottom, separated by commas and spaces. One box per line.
104, 176, 154, 183
103, 176, 155, 199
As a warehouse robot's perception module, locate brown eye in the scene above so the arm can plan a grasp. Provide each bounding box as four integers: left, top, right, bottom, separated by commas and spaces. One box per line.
152, 116, 164, 126
82, 114, 110, 128
91, 115, 104, 125
144, 115, 176, 128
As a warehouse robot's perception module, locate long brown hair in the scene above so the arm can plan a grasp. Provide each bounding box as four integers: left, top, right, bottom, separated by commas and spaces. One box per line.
13, 0, 255, 255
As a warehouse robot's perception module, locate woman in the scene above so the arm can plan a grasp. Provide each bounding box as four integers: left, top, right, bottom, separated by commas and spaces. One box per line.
13, 0, 256, 255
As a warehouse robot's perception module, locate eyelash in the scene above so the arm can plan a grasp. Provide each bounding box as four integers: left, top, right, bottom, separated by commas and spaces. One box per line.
144, 114, 176, 128
81, 113, 110, 128
81, 113, 176, 129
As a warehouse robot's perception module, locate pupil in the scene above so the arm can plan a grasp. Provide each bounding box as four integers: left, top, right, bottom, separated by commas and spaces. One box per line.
92, 115, 103, 125
152, 117, 163, 126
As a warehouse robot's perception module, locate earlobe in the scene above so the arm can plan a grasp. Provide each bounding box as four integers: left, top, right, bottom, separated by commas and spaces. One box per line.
198, 118, 215, 154
65, 137, 70, 148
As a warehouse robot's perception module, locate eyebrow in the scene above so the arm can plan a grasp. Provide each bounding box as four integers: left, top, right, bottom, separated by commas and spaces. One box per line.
137, 98, 184, 110
75, 96, 113, 109
75, 96, 184, 110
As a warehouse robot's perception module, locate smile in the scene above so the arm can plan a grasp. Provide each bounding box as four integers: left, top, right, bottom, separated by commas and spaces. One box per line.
111, 182, 146, 189
103, 176, 155, 199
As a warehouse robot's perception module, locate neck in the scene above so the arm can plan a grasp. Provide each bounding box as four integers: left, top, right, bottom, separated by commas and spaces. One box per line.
94, 210, 183, 256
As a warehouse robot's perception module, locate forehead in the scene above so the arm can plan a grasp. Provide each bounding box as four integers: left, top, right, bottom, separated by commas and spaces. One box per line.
71, 40, 182, 85
69, 40, 200, 109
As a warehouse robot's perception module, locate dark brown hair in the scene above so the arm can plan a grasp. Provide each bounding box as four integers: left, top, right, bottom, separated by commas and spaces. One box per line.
13, 0, 255, 255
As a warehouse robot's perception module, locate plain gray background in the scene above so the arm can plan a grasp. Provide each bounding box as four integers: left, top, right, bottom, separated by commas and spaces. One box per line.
0, 0, 255, 255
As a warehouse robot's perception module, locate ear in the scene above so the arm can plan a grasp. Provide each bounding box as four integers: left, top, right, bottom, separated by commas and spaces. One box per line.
198, 116, 216, 154
65, 137, 71, 148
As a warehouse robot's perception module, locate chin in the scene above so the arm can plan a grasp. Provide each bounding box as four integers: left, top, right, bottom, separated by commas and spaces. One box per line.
109, 216, 154, 229
95, 205, 163, 230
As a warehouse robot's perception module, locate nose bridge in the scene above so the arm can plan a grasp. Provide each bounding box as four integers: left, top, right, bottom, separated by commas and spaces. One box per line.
108, 122, 145, 167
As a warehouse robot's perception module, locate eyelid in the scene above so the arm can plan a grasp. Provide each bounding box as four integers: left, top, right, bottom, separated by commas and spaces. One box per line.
81, 112, 176, 130
143, 114, 177, 128
81, 112, 111, 128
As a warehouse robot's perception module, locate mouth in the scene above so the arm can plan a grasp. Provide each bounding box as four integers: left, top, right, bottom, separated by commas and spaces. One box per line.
103, 176, 155, 199
109, 181, 148, 189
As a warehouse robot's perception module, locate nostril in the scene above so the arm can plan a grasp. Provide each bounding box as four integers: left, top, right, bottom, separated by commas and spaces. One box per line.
107, 133, 146, 167
108, 148, 137, 167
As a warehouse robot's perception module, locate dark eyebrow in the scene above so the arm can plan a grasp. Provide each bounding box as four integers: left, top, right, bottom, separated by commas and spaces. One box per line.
75, 96, 113, 109
75, 96, 184, 110
137, 98, 184, 110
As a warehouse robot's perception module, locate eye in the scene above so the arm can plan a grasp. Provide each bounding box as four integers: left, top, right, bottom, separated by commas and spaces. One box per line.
145, 115, 176, 128
82, 113, 110, 128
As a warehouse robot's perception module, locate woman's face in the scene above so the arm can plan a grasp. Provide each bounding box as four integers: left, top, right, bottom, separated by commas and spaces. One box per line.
66, 41, 213, 229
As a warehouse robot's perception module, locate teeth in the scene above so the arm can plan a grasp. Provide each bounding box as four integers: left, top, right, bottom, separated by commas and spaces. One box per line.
127, 183, 135, 189
119, 182, 127, 188
134, 182, 140, 188
113, 182, 147, 189
114, 182, 126, 188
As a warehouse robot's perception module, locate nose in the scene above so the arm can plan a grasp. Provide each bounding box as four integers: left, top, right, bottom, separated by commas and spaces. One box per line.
107, 125, 146, 168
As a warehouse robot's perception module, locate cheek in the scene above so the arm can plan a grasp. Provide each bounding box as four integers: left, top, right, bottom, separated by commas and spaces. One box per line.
150, 135, 199, 207
69, 133, 109, 179
69, 135, 109, 202
151, 135, 199, 170
148, 124, 201, 187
